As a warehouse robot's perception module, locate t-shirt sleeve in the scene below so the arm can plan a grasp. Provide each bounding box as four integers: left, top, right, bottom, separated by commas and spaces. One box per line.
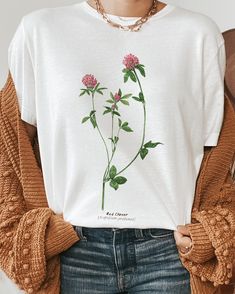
8, 17, 37, 127
203, 38, 226, 146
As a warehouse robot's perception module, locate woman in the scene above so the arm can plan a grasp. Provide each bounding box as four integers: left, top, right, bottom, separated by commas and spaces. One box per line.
7, 0, 226, 293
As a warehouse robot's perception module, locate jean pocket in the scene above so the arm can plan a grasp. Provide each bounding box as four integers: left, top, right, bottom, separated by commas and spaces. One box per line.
148, 228, 174, 239
73, 226, 87, 241
60, 227, 86, 257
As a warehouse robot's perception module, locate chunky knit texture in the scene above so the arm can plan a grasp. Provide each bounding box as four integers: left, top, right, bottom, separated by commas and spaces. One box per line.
0, 71, 80, 293
0, 70, 235, 293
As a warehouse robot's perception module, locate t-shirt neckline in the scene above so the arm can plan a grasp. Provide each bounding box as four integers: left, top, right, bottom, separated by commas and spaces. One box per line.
79, 1, 176, 25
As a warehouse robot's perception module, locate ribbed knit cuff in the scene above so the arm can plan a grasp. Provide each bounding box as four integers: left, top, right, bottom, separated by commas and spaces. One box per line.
178, 222, 215, 263
45, 214, 80, 260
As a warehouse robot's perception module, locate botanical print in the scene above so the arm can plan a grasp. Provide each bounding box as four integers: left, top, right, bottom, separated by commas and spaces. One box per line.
79, 53, 163, 210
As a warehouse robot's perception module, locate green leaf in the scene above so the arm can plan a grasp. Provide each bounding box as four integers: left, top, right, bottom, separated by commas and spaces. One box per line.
139, 92, 144, 101
144, 141, 163, 148
120, 100, 129, 105
132, 96, 141, 102
124, 73, 129, 83
113, 111, 121, 116
81, 116, 90, 123
86, 89, 91, 96
118, 88, 122, 96
140, 148, 148, 159
110, 92, 115, 100
103, 109, 111, 115
93, 82, 100, 92
114, 176, 127, 184
79, 90, 86, 96
129, 71, 137, 82
110, 180, 119, 190
90, 115, 97, 128
114, 136, 119, 143
96, 90, 104, 95
118, 118, 122, 127
98, 87, 108, 90
109, 165, 117, 179
136, 64, 146, 77
122, 126, 133, 132
90, 110, 96, 116
122, 121, 128, 127
106, 99, 114, 103
104, 106, 111, 110
121, 93, 132, 99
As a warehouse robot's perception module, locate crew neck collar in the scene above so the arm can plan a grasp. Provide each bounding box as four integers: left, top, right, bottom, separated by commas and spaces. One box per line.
78, 1, 176, 25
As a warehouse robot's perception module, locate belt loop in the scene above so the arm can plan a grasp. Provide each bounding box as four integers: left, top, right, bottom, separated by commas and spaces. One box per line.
135, 228, 144, 238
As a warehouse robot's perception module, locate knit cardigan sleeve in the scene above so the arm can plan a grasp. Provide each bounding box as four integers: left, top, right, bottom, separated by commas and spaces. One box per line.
0, 72, 80, 293
179, 192, 235, 287
177, 95, 235, 288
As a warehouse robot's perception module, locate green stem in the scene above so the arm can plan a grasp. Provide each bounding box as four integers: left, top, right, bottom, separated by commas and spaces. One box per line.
90, 90, 112, 211
102, 123, 121, 206
91, 91, 110, 164
101, 120, 122, 210
108, 125, 121, 165
114, 69, 146, 176
101, 107, 120, 210
101, 180, 105, 210
111, 111, 114, 152
134, 68, 146, 147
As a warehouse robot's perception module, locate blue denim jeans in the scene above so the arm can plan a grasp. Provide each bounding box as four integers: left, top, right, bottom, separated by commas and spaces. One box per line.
60, 226, 191, 293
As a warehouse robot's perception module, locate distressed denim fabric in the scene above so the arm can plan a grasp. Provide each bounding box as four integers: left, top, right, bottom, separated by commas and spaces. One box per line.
60, 226, 191, 293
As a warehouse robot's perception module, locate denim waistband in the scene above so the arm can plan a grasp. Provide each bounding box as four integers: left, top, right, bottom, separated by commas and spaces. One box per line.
72, 225, 174, 242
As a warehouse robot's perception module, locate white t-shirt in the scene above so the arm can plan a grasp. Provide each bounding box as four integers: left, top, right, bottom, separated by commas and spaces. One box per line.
8, 1, 226, 230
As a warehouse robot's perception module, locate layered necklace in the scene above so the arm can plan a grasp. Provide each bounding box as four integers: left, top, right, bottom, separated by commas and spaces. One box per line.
92, 0, 159, 32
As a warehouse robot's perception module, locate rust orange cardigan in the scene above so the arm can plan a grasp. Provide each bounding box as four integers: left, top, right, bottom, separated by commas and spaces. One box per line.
0, 71, 235, 293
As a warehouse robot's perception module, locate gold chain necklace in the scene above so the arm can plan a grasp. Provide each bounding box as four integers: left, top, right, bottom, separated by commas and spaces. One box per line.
93, 0, 159, 32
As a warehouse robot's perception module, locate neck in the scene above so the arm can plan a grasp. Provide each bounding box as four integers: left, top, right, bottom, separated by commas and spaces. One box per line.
86, 0, 161, 17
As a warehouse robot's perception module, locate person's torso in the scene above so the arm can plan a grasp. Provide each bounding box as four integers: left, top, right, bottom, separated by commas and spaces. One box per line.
19, 1, 223, 229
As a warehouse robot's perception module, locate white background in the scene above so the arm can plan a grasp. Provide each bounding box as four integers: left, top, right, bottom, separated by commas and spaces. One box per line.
0, 0, 235, 292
